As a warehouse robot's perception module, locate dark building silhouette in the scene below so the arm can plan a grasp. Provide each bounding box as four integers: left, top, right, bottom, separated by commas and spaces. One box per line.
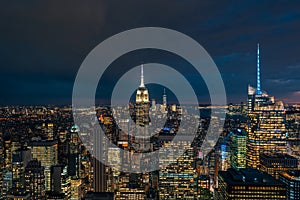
25, 159, 46, 199
279, 170, 300, 200
217, 168, 286, 199
260, 153, 298, 179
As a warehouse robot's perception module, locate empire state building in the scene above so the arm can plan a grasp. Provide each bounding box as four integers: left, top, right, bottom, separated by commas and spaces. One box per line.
134, 64, 151, 152
135, 64, 150, 127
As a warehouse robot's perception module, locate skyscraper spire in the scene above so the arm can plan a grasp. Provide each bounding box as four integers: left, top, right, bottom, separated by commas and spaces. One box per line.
140, 64, 145, 87
256, 43, 262, 95
163, 88, 167, 106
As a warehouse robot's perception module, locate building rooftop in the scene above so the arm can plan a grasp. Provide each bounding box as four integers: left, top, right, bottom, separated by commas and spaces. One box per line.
260, 153, 298, 167
219, 168, 285, 186
28, 140, 58, 146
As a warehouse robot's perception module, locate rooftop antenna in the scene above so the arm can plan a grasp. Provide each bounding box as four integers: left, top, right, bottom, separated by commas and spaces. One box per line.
256, 43, 262, 95
140, 64, 145, 87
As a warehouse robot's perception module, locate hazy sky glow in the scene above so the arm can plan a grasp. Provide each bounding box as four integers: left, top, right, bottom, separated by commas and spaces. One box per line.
1, 1, 300, 105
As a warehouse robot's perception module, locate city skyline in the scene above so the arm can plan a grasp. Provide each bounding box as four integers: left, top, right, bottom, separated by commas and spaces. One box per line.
1, 1, 300, 105
0, 2, 300, 199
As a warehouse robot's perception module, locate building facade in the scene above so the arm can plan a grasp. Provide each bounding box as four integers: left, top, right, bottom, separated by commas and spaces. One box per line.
260, 153, 298, 179
279, 170, 300, 200
230, 129, 247, 169
217, 168, 286, 199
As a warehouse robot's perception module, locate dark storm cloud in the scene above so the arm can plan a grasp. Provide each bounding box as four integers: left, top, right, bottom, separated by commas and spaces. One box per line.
0, 0, 300, 104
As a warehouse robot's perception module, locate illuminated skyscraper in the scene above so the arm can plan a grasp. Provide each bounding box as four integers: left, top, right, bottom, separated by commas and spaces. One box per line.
159, 145, 196, 199
115, 65, 157, 200
24, 159, 46, 199
66, 126, 86, 200
230, 129, 247, 169
67, 125, 81, 179
7, 147, 32, 199
28, 140, 58, 169
246, 44, 287, 169
134, 64, 151, 152
28, 140, 58, 191
135, 64, 150, 126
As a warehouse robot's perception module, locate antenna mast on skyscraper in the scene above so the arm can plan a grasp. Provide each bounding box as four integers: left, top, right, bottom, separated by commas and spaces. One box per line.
256, 43, 262, 95
140, 64, 145, 87
163, 88, 167, 106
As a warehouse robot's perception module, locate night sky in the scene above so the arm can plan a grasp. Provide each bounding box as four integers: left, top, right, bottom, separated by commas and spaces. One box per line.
1, 1, 300, 105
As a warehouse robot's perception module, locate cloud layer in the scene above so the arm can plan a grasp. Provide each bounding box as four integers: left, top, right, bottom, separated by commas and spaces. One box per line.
0, 1, 300, 104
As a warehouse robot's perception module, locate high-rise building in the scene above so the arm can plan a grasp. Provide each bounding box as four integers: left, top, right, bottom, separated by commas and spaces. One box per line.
67, 125, 81, 179
7, 147, 32, 199
40, 122, 54, 140
2, 171, 12, 198
260, 153, 298, 179
279, 170, 300, 200
50, 165, 64, 194
4, 139, 12, 170
220, 143, 230, 171
28, 140, 58, 191
80, 152, 93, 192
247, 44, 287, 169
92, 124, 107, 193
28, 140, 58, 168
114, 65, 157, 200
24, 159, 46, 199
159, 146, 196, 199
134, 64, 151, 152
285, 108, 300, 139
230, 129, 247, 169
217, 168, 286, 199
247, 103, 287, 169
135, 64, 150, 125
60, 166, 71, 199
115, 173, 146, 200
93, 158, 107, 193
70, 179, 84, 199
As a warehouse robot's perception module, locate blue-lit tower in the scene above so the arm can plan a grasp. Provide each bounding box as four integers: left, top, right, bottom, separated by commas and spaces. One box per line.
256, 43, 262, 95
246, 44, 287, 169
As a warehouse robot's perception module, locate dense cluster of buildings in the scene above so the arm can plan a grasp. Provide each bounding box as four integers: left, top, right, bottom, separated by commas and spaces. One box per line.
0, 45, 299, 199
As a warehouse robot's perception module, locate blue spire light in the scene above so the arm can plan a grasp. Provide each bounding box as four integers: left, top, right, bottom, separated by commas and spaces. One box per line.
256, 43, 262, 95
